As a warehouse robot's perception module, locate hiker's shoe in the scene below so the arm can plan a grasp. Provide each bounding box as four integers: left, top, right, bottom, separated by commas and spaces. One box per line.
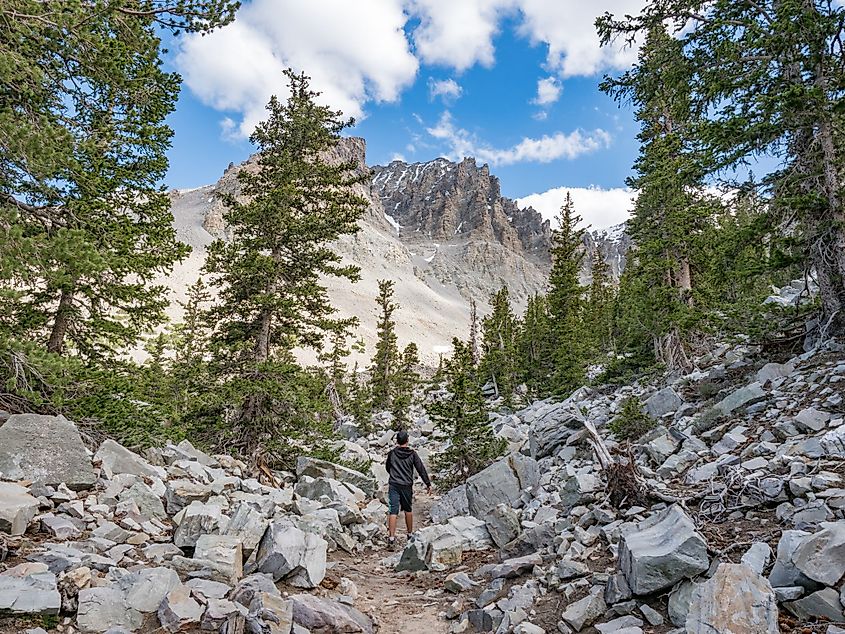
387, 536, 396, 550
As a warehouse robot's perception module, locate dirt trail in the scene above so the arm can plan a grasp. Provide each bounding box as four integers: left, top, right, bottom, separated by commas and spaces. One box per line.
328, 488, 454, 634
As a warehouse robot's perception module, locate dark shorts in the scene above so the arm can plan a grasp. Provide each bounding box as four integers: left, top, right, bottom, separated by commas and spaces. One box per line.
388, 483, 413, 514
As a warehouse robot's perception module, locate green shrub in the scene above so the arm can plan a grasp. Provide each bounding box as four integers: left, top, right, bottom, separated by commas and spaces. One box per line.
608, 397, 656, 441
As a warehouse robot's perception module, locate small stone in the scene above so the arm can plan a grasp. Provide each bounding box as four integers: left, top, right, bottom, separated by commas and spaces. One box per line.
638, 604, 663, 626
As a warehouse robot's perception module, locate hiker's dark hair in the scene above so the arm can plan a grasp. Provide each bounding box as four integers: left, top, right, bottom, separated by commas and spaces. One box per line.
396, 430, 409, 445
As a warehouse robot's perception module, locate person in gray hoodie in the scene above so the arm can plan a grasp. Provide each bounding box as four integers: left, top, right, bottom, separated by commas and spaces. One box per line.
385, 430, 432, 547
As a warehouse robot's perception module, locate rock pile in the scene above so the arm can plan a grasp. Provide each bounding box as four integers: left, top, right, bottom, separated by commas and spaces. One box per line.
0, 414, 394, 633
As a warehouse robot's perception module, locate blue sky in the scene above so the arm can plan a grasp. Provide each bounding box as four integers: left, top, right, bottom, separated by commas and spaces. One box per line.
164, 1, 647, 229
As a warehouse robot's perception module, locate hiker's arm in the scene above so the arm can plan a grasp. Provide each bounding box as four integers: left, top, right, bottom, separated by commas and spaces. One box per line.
414, 452, 432, 489
385, 451, 392, 474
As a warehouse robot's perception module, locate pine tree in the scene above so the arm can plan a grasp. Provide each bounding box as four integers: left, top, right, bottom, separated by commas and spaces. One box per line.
318, 328, 354, 418
347, 361, 373, 434
479, 287, 519, 405
584, 251, 615, 358
517, 294, 555, 397
170, 278, 213, 422
469, 298, 481, 366
369, 279, 399, 412
599, 2, 845, 339
0, 2, 238, 360
600, 24, 715, 370
547, 193, 587, 396
391, 342, 420, 429
430, 339, 505, 488
203, 70, 368, 458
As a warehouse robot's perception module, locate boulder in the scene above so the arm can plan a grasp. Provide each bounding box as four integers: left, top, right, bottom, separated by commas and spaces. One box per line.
294, 477, 363, 505
194, 534, 244, 584
466, 453, 538, 518
0, 414, 95, 490
118, 481, 166, 520
256, 521, 327, 588
768, 530, 817, 590
248, 592, 293, 634
618, 505, 709, 595
430, 485, 469, 524
490, 553, 542, 579
230, 573, 281, 608
644, 387, 683, 418
76, 587, 143, 633
116, 567, 181, 613
0, 482, 39, 535
173, 501, 226, 548
784, 587, 845, 622
165, 479, 212, 515
295, 457, 376, 497
290, 593, 373, 633
485, 504, 521, 548
158, 584, 203, 633
685, 563, 778, 634
528, 405, 583, 459
794, 407, 832, 433
560, 588, 606, 631
791, 521, 845, 586
0, 562, 60, 615
95, 439, 163, 479
223, 502, 269, 556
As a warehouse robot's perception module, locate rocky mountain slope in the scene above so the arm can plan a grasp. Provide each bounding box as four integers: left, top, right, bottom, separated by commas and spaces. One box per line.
0, 336, 843, 633
164, 139, 628, 363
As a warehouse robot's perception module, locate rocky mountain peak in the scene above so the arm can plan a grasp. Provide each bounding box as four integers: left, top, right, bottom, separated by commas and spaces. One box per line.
371, 154, 552, 263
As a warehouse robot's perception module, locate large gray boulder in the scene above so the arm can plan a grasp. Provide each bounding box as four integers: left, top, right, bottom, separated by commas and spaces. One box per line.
0, 562, 60, 615
768, 530, 818, 590
0, 414, 95, 490
290, 593, 373, 633
94, 439, 164, 479
644, 387, 683, 418
791, 521, 845, 586
255, 520, 326, 588
296, 457, 376, 497
430, 485, 469, 524
76, 587, 143, 633
618, 505, 709, 595
194, 534, 244, 584
114, 567, 181, 613
466, 453, 539, 518
685, 563, 779, 633
527, 404, 584, 459
0, 482, 39, 535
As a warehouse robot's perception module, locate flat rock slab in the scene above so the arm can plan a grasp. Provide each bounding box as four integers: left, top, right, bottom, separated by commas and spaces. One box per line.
290, 593, 373, 633
0, 562, 60, 615
618, 505, 709, 595
0, 414, 95, 490
686, 563, 779, 633
95, 439, 164, 479
76, 586, 143, 633
792, 521, 845, 586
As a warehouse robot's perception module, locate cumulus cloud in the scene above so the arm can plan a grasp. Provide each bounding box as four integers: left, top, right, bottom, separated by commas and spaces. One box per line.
428, 78, 463, 103
517, 186, 635, 230
407, 1, 645, 77
175, 0, 418, 139
426, 112, 610, 167
407, 0, 515, 71
516, 1, 645, 77
532, 76, 561, 106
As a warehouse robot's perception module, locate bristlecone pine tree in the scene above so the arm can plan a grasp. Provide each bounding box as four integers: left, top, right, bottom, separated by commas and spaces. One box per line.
547, 193, 587, 396
430, 338, 505, 487
480, 287, 520, 405
203, 70, 368, 460
369, 279, 399, 413
391, 342, 420, 429
600, 24, 715, 371
516, 294, 555, 398
585, 251, 616, 358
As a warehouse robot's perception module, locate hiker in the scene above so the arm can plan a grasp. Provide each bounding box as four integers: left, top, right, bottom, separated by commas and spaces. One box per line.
385, 429, 432, 547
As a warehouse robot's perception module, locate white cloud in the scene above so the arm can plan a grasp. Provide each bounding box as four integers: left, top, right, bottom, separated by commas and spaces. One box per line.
175, 0, 418, 139
407, 0, 515, 71
428, 78, 463, 103
407, 1, 645, 77
516, 1, 645, 77
517, 186, 635, 230
427, 112, 610, 167
532, 76, 561, 106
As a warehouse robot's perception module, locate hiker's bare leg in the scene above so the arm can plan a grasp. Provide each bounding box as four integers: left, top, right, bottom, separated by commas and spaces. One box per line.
388, 514, 398, 538
405, 511, 413, 534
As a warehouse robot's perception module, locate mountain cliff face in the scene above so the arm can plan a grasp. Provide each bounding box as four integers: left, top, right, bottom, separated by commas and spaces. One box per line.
165, 137, 629, 362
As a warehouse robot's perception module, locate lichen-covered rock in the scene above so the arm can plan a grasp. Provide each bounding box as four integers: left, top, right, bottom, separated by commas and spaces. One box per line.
0, 414, 95, 490
685, 563, 779, 634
